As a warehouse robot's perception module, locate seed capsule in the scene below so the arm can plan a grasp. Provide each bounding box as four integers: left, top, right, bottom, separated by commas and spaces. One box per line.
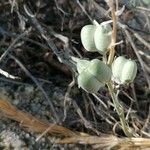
142, 0, 150, 5
94, 24, 112, 54
71, 57, 90, 74
80, 22, 112, 54
121, 59, 137, 84
76, 58, 112, 93
88, 59, 112, 83
78, 70, 104, 93
112, 56, 137, 84
80, 25, 97, 52
112, 56, 126, 83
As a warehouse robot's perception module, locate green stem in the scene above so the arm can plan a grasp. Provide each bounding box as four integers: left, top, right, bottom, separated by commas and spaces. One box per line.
107, 82, 132, 137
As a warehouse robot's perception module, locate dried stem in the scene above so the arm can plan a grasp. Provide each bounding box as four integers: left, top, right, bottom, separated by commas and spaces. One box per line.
106, 1, 132, 137
107, 0, 117, 65
107, 82, 132, 137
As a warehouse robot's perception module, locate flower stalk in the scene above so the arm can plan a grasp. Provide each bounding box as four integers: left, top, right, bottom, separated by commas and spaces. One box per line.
107, 0, 132, 137
107, 82, 132, 137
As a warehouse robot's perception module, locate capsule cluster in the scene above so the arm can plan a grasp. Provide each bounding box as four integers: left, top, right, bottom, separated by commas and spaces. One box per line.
75, 58, 112, 93
75, 21, 138, 93
112, 56, 137, 84
80, 22, 112, 54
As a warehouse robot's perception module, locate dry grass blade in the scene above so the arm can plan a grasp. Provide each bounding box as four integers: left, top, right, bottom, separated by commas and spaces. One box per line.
57, 135, 150, 150
0, 98, 76, 137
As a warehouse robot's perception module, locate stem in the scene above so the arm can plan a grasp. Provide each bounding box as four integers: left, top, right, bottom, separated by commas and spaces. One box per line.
107, 0, 117, 65
107, 82, 132, 137
106, 1, 132, 137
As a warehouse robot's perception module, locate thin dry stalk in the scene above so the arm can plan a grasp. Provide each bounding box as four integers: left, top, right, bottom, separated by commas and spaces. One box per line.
107, 0, 117, 65
0, 98, 76, 137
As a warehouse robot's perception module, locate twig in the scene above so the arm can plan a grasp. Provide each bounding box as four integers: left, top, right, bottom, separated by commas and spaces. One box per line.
63, 77, 75, 122
130, 29, 150, 49
92, 94, 108, 109
137, 6, 150, 12
0, 28, 31, 63
54, 0, 69, 16
138, 50, 150, 60
0, 77, 29, 85
76, 0, 93, 22
0, 68, 19, 79
93, 1, 110, 19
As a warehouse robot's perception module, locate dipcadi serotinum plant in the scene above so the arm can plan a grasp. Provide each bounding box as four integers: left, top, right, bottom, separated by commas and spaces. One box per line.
72, 20, 137, 137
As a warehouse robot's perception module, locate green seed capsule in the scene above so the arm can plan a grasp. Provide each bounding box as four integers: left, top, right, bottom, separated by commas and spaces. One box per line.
142, 0, 150, 5
112, 56, 126, 83
94, 24, 112, 54
77, 70, 104, 93
112, 56, 137, 84
80, 25, 97, 52
121, 60, 137, 84
76, 58, 112, 93
88, 59, 112, 83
